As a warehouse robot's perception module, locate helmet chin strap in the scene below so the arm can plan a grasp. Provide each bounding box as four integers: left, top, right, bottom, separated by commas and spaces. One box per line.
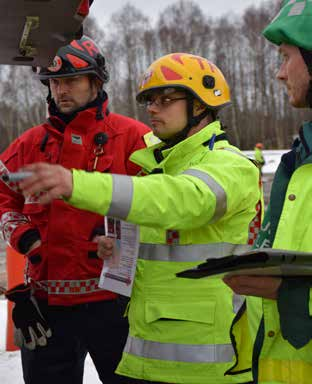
46, 86, 52, 104
161, 96, 212, 147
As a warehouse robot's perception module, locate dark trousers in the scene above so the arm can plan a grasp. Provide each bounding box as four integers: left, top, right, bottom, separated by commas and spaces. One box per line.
21, 298, 129, 384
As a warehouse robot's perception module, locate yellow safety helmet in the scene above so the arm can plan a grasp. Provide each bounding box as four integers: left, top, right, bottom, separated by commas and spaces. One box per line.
137, 53, 231, 111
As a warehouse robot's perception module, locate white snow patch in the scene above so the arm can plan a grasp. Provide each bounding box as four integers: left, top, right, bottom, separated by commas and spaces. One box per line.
243, 150, 288, 175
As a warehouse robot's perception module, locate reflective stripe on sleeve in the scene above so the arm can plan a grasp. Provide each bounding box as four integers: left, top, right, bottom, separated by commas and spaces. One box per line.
107, 174, 133, 219
139, 243, 250, 262
221, 147, 250, 159
0, 161, 22, 194
0, 211, 29, 242
124, 335, 235, 363
183, 169, 226, 222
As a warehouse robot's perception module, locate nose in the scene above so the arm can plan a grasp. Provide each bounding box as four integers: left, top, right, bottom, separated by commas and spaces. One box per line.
55, 81, 69, 95
146, 101, 161, 113
276, 62, 287, 81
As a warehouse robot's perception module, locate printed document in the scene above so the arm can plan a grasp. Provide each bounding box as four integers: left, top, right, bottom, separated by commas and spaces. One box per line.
99, 217, 139, 297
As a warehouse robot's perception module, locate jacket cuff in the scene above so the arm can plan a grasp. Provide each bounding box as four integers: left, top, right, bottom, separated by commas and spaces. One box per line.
18, 228, 41, 254
277, 278, 312, 349
10, 224, 39, 254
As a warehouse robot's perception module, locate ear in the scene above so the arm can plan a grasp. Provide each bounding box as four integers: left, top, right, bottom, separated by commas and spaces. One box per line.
91, 77, 103, 92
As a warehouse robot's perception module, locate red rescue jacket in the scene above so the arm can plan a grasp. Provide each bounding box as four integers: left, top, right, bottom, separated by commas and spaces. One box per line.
0, 99, 150, 305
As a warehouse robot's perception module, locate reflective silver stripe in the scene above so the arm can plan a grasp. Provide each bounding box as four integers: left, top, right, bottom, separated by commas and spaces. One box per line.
233, 294, 245, 314
288, 2, 306, 16
107, 174, 133, 219
39, 278, 103, 295
139, 243, 251, 262
221, 147, 250, 160
0, 161, 21, 194
124, 335, 234, 363
0, 211, 29, 243
183, 169, 226, 222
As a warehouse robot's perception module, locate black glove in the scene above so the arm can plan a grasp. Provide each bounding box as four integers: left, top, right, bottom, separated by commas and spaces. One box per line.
5, 283, 52, 350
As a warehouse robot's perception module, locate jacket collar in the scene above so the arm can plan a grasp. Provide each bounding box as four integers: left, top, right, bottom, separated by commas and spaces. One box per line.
130, 121, 226, 173
47, 91, 109, 134
295, 121, 312, 166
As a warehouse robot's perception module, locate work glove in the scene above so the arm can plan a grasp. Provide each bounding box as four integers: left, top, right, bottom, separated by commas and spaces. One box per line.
5, 283, 52, 350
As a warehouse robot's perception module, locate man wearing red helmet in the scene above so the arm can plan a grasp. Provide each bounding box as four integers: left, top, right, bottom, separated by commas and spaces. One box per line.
0, 36, 150, 384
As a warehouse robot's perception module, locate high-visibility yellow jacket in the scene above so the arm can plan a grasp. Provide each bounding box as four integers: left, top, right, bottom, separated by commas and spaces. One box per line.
254, 148, 265, 169
68, 121, 261, 383
228, 122, 312, 384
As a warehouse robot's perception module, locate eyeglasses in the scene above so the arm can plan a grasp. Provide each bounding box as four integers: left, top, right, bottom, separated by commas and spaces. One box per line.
139, 95, 187, 109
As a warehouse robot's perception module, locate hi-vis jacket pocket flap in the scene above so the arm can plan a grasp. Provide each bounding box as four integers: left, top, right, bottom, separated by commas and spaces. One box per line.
145, 300, 216, 324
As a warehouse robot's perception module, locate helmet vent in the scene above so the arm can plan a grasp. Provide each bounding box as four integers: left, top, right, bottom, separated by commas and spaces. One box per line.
203, 75, 215, 89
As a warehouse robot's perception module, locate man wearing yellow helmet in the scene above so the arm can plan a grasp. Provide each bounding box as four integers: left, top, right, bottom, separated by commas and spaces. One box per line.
135, 53, 231, 149
224, 1, 312, 383
18, 53, 262, 383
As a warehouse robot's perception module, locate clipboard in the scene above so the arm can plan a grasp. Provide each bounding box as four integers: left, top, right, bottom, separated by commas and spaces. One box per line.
176, 249, 312, 279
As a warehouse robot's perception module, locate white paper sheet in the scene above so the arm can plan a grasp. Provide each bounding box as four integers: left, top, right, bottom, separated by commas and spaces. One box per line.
98, 217, 139, 297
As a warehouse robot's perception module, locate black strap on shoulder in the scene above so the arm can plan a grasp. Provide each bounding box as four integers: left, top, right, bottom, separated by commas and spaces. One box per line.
40, 132, 49, 153
153, 148, 164, 163
203, 133, 227, 148
150, 168, 164, 174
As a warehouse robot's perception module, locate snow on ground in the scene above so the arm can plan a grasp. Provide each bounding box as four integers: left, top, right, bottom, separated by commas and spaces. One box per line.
0, 300, 101, 383
243, 150, 288, 174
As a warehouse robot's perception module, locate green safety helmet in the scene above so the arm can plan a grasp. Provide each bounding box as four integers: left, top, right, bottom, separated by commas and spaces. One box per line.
263, 0, 312, 107
263, 0, 312, 51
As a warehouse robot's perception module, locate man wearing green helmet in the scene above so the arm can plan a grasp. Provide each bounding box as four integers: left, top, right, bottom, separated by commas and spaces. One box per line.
224, 1, 312, 383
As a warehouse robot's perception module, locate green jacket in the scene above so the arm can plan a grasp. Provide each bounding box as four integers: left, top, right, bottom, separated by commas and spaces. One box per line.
228, 122, 312, 384
68, 121, 261, 383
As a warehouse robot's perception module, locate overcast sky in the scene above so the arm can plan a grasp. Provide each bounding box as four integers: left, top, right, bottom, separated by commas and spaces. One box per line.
90, 0, 269, 27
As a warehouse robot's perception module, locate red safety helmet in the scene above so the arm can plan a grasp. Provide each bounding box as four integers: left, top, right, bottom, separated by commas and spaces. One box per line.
38, 36, 109, 85
255, 142, 264, 149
